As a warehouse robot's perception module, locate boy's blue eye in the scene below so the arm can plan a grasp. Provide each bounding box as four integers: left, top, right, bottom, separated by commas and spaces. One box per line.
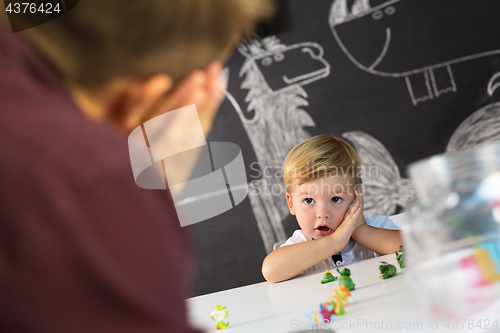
303, 198, 315, 205
331, 197, 343, 204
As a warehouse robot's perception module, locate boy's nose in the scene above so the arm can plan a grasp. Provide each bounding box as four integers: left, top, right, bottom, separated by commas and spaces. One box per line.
316, 206, 330, 219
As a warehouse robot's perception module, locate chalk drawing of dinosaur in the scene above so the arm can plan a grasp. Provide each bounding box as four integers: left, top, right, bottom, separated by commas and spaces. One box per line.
343, 82, 500, 217
222, 35, 330, 253
447, 101, 500, 153
329, 0, 500, 106
487, 72, 500, 98
341, 131, 415, 217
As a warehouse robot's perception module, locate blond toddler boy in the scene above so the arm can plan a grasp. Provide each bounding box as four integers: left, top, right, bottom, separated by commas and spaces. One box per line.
262, 135, 403, 283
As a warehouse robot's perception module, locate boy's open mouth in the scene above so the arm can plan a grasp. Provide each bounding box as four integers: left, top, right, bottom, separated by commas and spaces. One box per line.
315, 225, 332, 235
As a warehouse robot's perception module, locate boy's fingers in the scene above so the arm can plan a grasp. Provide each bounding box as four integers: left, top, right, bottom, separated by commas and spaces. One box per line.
353, 206, 361, 218
338, 207, 361, 233
349, 206, 360, 220
355, 186, 365, 206
343, 200, 356, 220
343, 199, 360, 223
351, 197, 360, 209
348, 197, 356, 208
352, 188, 363, 204
351, 198, 360, 214
347, 207, 361, 226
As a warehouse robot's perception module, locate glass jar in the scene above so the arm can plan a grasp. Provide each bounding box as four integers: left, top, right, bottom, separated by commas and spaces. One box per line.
403, 142, 500, 322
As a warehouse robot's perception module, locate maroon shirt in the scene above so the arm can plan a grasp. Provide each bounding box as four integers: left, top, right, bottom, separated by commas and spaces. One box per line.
0, 24, 200, 333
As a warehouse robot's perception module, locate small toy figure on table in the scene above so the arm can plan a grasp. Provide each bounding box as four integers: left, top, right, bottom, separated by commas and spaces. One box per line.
320, 269, 337, 284
306, 301, 337, 324
395, 245, 405, 268
337, 268, 355, 290
211, 304, 229, 330
328, 285, 351, 314
379, 261, 397, 279
306, 285, 352, 325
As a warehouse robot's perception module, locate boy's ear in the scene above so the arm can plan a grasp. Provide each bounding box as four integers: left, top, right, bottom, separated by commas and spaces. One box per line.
355, 183, 364, 196
286, 193, 295, 215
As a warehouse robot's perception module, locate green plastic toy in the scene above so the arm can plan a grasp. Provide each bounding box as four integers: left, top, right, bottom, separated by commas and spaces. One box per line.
337, 268, 355, 291
320, 269, 338, 284
211, 304, 229, 330
379, 261, 397, 279
395, 245, 405, 268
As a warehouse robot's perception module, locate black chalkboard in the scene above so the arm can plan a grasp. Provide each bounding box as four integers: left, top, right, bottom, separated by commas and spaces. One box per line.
188, 0, 500, 296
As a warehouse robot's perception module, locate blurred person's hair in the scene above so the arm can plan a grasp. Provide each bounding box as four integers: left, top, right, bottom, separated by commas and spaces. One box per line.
284, 134, 363, 189
20, 0, 274, 87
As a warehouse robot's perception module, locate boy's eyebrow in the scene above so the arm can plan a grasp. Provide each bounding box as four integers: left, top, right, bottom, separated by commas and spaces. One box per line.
333, 188, 347, 194
296, 188, 348, 196
296, 187, 313, 196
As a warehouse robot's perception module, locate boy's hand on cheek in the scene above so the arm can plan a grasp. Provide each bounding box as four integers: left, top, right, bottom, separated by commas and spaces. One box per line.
354, 188, 366, 229
329, 198, 361, 250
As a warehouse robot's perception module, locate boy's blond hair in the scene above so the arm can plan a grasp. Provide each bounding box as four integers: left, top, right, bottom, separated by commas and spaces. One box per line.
20, 0, 274, 87
284, 135, 362, 190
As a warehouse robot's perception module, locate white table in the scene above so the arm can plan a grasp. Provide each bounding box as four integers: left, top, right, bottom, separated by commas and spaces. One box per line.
187, 254, 443, 333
